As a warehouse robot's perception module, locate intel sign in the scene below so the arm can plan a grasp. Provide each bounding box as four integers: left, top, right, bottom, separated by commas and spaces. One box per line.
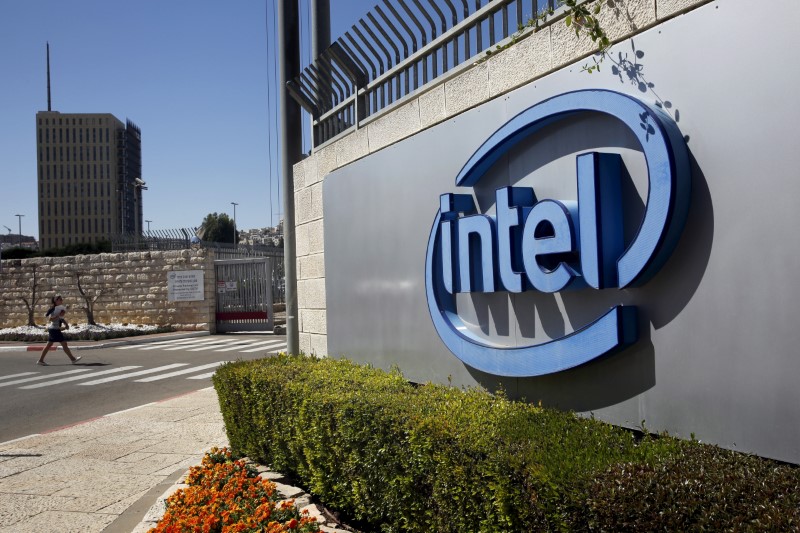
425, 90, 691, 377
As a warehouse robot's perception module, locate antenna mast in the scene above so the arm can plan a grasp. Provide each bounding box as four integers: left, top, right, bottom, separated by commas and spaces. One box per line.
46, 42, 52, 111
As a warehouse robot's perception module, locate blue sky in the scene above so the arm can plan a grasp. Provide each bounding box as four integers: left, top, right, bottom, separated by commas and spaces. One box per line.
0, 0, 379, 239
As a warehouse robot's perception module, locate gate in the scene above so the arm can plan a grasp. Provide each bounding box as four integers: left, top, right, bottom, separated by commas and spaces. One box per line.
214, 258, 273, 332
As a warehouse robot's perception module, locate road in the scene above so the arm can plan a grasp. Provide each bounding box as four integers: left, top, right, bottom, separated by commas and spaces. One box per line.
0, 333, 286, 443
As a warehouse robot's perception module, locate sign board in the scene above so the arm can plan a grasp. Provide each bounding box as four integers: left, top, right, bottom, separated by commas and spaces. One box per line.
217, 280, 227, 293
167, 270, 204, 302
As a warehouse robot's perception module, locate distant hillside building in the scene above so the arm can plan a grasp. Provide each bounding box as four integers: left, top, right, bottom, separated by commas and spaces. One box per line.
35, 111, 144, 250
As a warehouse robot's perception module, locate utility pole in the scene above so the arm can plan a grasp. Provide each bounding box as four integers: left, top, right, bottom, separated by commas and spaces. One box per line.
278, 0, 302, 354
14, 214, 24, 246
230, 202, 238, 244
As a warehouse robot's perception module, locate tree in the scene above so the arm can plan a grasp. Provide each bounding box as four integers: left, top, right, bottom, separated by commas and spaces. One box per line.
74, 271, 118, 325
20, 264, 43, 326
199, 213, 236, 244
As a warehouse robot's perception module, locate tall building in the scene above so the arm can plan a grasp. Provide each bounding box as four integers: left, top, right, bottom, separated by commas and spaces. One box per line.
35, 111, 144, 250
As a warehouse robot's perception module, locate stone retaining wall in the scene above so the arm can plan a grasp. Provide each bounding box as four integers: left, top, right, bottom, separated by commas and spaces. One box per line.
0, 249, 216, 331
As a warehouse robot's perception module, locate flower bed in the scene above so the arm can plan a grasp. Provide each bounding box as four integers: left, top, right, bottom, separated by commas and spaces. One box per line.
149, 448, 320, 533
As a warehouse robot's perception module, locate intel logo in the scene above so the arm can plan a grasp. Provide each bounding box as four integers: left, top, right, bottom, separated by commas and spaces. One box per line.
425, 90, 691, 377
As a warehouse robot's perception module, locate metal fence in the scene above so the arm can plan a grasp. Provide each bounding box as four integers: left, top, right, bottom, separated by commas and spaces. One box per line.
209, 243, 286, 305
288, 0, 559, 148
111, 228, 199, 252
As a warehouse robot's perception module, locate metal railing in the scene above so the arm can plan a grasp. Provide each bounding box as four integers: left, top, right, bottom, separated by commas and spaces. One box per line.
289, 0, 558, 148
111, 228, 199, 252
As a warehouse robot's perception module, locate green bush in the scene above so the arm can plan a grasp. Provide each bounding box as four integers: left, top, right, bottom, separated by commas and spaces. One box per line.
213, 356, 800, 532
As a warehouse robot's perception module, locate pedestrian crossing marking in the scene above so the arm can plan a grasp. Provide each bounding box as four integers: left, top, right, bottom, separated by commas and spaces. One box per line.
20, 366, 141, 389
112, 336, 286, 354
162, 339, 229, 351
0, 372, 38, 381
0, 369, 92, 388
78, 364, 189, 386
240, 341, 287, 353
186, 339, 246, 352
213, 340, 277, 352
187, 372, 217, 380
135, 361, 231, 382
116, 338, 207, 350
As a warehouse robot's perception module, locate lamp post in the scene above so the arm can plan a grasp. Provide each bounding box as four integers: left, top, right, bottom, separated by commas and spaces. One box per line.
14, 214, 23, 246
231, 202, 238, 244
145, 219, 152, 234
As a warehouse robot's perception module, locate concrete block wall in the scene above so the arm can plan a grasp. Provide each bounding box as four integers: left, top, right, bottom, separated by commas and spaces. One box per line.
0, 249, 216, 331
291, 0, 713, 355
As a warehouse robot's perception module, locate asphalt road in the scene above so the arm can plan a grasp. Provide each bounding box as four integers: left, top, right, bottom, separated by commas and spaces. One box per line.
0, 333, 286, 443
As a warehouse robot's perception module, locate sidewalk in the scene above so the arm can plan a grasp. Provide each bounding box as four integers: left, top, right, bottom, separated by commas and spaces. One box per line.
0, 387, 226, 532
0, 332, 351, 533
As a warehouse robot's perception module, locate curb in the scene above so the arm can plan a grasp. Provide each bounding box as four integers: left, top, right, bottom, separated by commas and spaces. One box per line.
0, 331, 210, 353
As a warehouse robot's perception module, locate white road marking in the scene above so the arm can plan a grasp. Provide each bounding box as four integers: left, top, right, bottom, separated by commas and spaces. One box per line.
240, 342, 287, 353
0, 369, 92, 388
78, 364, 189, 386
20, 367, 141, 389
134, 361, 230, 382
0, 372, 39, 381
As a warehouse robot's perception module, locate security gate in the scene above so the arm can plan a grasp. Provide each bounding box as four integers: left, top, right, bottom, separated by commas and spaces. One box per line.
214, 258, 273, 332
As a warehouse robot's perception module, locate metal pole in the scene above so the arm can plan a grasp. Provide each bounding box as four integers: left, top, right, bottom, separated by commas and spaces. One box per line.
310, 0, 331, 129
231, 202, 238, 244
310, 0, 331, 59
15, 214, 23, 246
145, 220, 152, 233
278, 0, 302, 353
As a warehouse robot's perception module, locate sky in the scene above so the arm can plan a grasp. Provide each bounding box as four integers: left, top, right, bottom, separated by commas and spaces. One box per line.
0, 0, 380, 240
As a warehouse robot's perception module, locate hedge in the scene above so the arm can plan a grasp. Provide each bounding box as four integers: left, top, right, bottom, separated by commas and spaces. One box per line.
213, 355, 800, 532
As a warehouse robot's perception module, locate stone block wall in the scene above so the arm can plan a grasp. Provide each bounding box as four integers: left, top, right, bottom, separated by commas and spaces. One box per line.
292, 0, 713, 355
0, 249, 216, 331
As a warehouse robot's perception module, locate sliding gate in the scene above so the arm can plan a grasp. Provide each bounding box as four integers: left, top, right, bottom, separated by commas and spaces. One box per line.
214, 257, 273, 332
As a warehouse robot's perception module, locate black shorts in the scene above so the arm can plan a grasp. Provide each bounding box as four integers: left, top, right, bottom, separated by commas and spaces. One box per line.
48, 328, 65, 343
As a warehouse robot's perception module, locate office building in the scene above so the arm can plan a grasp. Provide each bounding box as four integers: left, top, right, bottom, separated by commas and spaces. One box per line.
35, 111, 144, 250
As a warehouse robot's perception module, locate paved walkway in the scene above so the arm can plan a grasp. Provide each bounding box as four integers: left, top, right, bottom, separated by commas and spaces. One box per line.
0, 387, 226, 532
0, 333, 351, 532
